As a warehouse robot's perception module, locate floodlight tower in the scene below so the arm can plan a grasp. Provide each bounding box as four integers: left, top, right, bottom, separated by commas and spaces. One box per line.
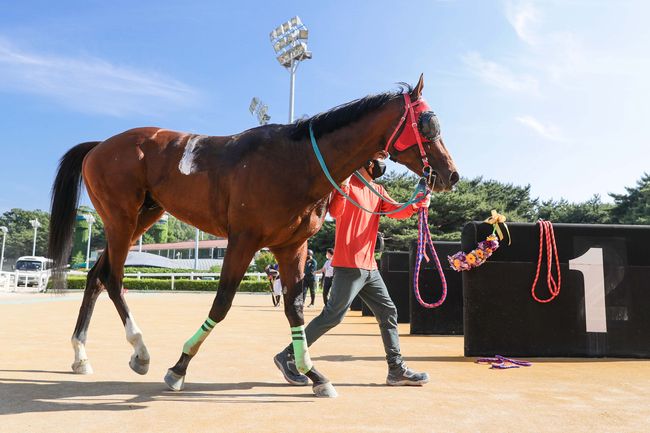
29, 219, 41, 256
249, 97, 271, 125
270, 16, 311, 123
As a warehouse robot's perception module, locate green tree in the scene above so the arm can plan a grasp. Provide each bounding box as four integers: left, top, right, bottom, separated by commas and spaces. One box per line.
254, 250, 276, 272
0, 208, 51, 259
377, 174, 538, 248
537, 195, 612, 224
308, 220, 335, 265
71, 250, 85, 267
609, 173, 650, 224
167, 215, 197, 242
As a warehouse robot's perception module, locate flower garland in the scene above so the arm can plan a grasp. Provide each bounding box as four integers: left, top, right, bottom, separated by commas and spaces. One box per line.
448, 210, 511, 272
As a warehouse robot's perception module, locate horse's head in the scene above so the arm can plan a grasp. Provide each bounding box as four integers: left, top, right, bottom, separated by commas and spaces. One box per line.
385, 74, 459, 192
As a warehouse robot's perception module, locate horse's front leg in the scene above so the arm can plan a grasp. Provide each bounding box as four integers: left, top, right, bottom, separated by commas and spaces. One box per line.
164, 235, 257, 391
272, 243, 337, 398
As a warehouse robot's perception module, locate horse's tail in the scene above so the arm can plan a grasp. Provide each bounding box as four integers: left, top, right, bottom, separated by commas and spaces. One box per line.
48, 141, 101, 289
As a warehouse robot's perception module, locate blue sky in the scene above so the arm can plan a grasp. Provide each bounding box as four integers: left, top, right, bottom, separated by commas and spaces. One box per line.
1, 0, 648, 213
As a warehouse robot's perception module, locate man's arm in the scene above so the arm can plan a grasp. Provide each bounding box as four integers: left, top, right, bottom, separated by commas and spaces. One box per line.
328, 176, 351, 218
379, 186, 416, 219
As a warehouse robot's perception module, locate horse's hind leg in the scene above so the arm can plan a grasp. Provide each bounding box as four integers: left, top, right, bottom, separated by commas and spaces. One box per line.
117, 206, 165, 374
71, 253, 109, 374
91, 202, 161, 375
165, 235, 257, 391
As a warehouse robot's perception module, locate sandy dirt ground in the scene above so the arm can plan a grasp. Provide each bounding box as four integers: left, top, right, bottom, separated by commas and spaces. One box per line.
1, 291, 649, 433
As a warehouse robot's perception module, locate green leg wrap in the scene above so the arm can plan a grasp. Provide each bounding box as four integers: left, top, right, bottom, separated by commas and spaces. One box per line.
183, 318, 217, 356
290, 325, 313, 374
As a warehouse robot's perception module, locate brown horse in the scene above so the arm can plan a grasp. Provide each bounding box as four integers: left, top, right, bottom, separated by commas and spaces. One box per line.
48, 74, 458, 397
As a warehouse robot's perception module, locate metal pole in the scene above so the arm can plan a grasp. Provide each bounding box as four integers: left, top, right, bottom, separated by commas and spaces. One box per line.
194, 228, 200, 270
138, 235, 143, 252
32, 224, 38, 256
288, 60, 296, 123
0, 231, 6, 272
85, 221, 93, 270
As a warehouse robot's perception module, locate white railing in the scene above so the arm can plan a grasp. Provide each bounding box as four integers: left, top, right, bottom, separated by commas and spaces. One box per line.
0, 270, 50, 292
122, 272, 268, 291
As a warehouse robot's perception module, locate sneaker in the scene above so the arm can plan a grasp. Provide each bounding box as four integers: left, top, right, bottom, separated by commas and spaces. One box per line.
386, 364, 429, 386
274, 349, 309, 386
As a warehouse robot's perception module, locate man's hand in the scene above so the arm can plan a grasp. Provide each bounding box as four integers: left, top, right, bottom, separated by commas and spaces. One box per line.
412, 193, 431, 209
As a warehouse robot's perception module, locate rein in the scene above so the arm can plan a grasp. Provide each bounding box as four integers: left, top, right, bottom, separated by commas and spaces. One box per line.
309, 123, 426, 215
531, 220, 561, 303
352, 170, 431, 206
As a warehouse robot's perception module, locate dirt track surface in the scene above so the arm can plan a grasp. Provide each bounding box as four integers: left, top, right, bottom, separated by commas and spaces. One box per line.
1, 291, 649, 433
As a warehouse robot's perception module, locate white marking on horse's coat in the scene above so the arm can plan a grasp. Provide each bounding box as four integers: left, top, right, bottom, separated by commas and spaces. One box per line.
125, 315, 149, 361
178, 135, 206, 175
150, 128, 168, 141
72, 337, 88, 363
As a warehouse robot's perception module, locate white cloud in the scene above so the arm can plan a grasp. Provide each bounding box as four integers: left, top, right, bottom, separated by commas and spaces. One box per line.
462, 52, 539, 94
515, 115, 566, 142
0, 38, 198, 116
505, 1, 540, 45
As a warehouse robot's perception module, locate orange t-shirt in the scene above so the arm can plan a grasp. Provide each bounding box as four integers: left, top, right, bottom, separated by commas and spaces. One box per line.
329, 176, 416, 270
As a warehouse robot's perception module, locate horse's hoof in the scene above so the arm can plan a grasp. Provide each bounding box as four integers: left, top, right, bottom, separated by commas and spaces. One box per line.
71, 359, 93, 375
312, 382, 338, 398
164, 369, 185, 391
129, 354, 150, 375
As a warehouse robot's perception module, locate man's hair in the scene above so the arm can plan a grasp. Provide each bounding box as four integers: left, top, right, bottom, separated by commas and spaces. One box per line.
327, 248, 334, 254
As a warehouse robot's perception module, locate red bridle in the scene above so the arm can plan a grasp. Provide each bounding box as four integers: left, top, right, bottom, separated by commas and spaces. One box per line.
383, 93, 434, 174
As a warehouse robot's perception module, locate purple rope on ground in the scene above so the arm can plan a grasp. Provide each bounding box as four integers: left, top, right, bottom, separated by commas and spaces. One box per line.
476, 355, 532, 369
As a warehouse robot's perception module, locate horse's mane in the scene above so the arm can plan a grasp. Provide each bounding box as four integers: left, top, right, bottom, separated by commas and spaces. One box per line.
289, 83, 413, 140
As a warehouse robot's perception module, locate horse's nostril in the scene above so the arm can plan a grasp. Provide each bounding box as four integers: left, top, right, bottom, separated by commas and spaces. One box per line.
449, 171, 460, 186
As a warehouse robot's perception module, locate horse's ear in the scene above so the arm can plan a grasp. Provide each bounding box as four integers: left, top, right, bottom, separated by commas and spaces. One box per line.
411, 73, 424, 99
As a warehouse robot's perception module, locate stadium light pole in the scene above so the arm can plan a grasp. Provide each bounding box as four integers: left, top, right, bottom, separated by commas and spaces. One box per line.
83, 214, 96, 270
249, 97, 271, 125
0, 226, 7, 271
270, 16, 311, 122
29, 219, 41, 256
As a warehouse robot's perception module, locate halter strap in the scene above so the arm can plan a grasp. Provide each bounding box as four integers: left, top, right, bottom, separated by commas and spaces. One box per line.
383, 93, 431, 169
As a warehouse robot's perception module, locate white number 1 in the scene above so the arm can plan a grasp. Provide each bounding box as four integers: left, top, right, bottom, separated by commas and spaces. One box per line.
569, 248, 607, 333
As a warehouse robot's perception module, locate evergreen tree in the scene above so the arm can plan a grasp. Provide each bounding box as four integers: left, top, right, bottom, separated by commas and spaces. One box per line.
609, 173, 650, 224
537, 195, 612, 224
0, 208, 51, 259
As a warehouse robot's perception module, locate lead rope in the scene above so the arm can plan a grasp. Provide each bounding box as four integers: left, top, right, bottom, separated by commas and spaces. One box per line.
476, 355, 532, 369
413, 207, 447, 308
531, 220, 561, 303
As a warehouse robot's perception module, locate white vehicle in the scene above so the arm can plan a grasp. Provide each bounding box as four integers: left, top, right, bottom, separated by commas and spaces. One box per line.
14, 256, 52, 287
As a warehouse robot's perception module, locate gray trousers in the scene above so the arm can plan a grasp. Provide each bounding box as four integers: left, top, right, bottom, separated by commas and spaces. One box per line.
288, 266, 403, 368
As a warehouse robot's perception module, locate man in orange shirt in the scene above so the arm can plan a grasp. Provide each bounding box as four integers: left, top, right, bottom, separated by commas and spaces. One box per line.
274, 152, 430, 386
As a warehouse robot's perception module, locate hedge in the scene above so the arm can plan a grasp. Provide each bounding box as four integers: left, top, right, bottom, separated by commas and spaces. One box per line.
49, 276, 271, 292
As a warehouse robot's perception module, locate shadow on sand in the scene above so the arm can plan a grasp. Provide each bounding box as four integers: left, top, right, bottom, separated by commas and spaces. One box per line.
0, 371, 313, 415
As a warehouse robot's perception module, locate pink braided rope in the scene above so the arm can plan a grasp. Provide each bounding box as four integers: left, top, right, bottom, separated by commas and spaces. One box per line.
412, 207, 447, 308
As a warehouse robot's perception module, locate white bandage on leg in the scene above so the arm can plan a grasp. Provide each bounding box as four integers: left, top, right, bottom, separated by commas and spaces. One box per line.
125, 315, 149, 361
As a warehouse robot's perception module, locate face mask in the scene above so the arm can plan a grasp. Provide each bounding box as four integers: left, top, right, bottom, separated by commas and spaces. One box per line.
366, 159, 387, 179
